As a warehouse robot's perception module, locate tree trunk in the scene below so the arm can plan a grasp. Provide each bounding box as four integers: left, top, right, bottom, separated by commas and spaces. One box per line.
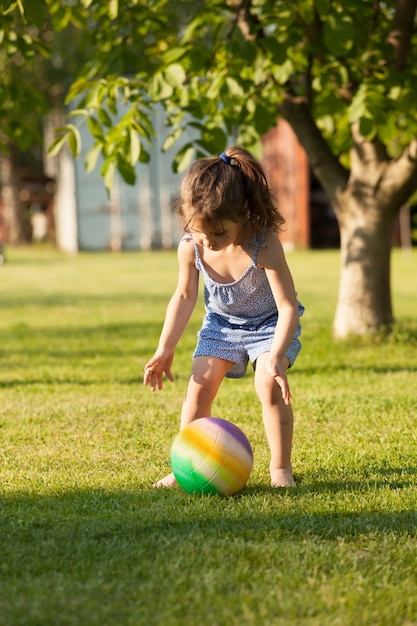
333, 195, 397, 337
0, 150, 31, 245
281, 99, 417, 339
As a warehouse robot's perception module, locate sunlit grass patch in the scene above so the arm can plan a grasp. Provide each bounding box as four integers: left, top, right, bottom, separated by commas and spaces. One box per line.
0, 246, 416, 626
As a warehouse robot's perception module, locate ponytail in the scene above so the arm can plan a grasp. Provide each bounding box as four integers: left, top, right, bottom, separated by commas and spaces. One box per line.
178, 145, 285, 233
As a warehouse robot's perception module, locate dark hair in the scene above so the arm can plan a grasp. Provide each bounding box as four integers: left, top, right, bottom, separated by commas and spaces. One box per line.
177, 146, 285, 232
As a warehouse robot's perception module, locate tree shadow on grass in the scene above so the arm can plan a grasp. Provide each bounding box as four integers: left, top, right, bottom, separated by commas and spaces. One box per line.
289, 463, 417, 493
2, 470, 417, 545
0, 292, 170, 310
294, 363, 417, 375
2, 477, 417, 624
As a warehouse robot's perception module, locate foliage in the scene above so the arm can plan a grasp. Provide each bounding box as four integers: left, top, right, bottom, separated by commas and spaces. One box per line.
2, 0, 417, 195
0, 0, 86, 151
1, 247, 417, 625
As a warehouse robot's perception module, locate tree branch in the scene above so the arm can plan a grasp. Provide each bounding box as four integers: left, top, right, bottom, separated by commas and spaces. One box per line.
387, 0, 417, 69
231, 0, 264, 41
279, 96, 349, 203
382, 137, 417, 206
350, 121, 389, 170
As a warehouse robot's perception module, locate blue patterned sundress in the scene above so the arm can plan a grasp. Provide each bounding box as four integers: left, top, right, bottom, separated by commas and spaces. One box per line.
189, 231, 304, 378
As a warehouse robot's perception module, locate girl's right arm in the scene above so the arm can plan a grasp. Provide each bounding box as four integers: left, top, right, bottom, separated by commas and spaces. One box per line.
144, 236, 199, 391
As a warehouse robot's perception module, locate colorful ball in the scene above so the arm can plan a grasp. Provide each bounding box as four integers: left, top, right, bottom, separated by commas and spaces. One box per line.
170, 417, 253, 495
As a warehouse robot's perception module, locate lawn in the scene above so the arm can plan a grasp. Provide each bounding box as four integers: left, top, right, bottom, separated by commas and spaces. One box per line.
1, 246, 416, 626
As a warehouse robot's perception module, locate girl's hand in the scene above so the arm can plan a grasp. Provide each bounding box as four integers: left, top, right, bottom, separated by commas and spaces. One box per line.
266, 356, 292, 406
143, 351, 175, 392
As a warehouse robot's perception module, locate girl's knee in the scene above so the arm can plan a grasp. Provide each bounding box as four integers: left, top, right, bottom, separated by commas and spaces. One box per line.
254, 371, 277, 401
186, 374, 218, 405
186, 356, 230, 405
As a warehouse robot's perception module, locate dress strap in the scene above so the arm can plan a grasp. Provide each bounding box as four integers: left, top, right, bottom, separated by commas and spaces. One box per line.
181, 233, 201, 268
250, 229, 267, 265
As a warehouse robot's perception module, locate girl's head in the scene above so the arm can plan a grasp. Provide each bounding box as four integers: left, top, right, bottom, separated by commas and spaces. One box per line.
177, 146, 285, 234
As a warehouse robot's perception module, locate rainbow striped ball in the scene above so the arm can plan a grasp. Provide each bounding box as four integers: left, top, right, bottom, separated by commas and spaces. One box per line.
170, 417, 253, 495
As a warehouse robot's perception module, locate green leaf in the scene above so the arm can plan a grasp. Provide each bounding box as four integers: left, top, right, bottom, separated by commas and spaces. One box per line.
323, 14, 355, 57
162, 127, 184, 152
151, 73, 174, 100
236, 126, 262, 153
129, 129, 141, 165
359, 117, 376, 140
269, 7, 294, 29
134, 108, 155, 138
109, 0, 118, 20
68, 7, 88, 30
206, 75, 223, 99
50, 5, 72, 31
101, 159, 116, 197
87, 116, 104, 140
3, 3, 20, 17
164, 64, 186, 88
200, 126, 227, 153
48, 132, 69, 157
84, 82, 106, 108
314, 0, 331, 18
298, 0, 315, 24
22, 0, 48, 28
65, 78, 90, 104
377, 115, 399, 147
181, 13, 208, 43
367, 100, 386, 126
116, 153, 136, 186
68, 108, 89, 119
66, 125, 81, 158
253, 103, 275, 135
162, 47, 186, 64
97, 107, 113, 128
108, 98, 118, 116
138, 148, 150, 164
173, 143, 195, 173
84, 143, 102, 173
224, 76, 244, 99
387, 86, 401, 101
262, 37, 288, 65
272, 59, 294, 85
348, 85, 367, 123
132, 119, 154, 144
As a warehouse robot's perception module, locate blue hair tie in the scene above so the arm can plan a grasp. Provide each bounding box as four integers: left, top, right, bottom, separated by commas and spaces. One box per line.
219, 151, 231, 165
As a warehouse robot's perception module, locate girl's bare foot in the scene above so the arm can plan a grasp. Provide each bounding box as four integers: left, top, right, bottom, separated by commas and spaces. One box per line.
153, 472, 178, 488
270, 468, 296, 488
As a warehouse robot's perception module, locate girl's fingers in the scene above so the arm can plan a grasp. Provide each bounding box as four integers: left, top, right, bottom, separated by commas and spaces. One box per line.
274, 374, 291, 405
144, 366, 172, 391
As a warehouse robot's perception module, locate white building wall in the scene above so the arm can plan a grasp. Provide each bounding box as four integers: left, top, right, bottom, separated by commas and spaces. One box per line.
44, 112, 78, 253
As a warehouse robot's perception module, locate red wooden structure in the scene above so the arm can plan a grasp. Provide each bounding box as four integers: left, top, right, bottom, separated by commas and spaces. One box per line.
262, 120, 310, 249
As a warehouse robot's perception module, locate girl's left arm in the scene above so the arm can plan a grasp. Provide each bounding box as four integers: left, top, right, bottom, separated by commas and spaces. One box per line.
262, 231, 300, 403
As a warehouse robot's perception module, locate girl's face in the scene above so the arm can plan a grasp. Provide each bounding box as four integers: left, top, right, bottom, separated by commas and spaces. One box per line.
185, 216, 242, 251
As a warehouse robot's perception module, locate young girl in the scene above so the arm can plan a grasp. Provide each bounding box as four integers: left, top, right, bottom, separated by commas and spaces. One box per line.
144, 146, 304, 488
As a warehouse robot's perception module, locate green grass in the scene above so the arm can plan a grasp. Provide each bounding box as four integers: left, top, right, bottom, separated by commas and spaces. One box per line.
1, 246, 417, 626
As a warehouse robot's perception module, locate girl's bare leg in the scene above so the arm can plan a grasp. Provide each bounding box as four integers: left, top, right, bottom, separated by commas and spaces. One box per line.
254, 353, 295, 487
153, 356, 232, 487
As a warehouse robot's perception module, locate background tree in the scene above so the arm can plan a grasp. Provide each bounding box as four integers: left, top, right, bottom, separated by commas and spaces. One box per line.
0, 0, 88, 242
1, 1, 48, 242
2, 0, 417, 338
